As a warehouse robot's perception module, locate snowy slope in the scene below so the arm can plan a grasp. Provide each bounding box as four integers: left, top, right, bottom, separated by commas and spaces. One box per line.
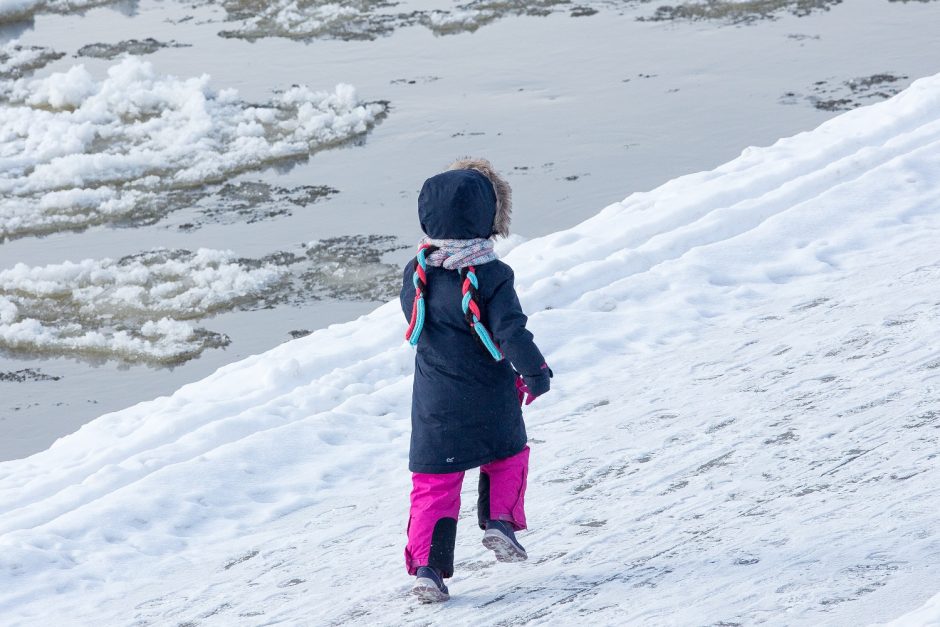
3, 72, 940, 626
885, 592, 940, 627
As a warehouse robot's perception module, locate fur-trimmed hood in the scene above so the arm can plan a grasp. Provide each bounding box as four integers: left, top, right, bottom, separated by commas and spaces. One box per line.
446, 157, 512, 238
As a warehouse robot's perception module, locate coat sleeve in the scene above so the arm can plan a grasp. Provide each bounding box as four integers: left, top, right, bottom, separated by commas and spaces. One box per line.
486, 268, 549, 381
400, 259, 416, 322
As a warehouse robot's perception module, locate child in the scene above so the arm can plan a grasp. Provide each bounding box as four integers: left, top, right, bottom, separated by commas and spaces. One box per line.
400, 158, 552, 603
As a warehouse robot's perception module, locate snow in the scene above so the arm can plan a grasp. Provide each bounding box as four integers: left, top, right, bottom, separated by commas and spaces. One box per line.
424, 9, 490, 32
882, 592, 940, 626
0, 248, 284, 363
211, 0, 832, 40
0, 41, 63, 80
0, 55, 386, 241
2, 69, 940, 625
0, 0, 110, 21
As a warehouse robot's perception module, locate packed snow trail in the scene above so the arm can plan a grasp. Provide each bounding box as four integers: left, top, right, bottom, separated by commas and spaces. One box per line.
3, 74, 940, 625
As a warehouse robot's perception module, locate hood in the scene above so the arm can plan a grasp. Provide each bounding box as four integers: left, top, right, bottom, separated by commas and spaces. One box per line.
446, 157, 512, 238
417, 158, 513, 240
418, 168, 498, 240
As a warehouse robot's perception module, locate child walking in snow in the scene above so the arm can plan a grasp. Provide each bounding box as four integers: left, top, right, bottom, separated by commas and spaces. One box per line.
400, 158, 552, 603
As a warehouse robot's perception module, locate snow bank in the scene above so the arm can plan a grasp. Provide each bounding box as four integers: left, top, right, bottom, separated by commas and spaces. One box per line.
0, 55, 386, 241
2, 70, 940, 625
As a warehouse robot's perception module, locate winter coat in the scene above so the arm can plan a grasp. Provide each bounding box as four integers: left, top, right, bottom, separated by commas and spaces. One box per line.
401, 164, 549, 474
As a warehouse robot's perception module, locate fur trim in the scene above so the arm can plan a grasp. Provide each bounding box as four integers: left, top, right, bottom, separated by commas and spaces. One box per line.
446, 157, 512, 238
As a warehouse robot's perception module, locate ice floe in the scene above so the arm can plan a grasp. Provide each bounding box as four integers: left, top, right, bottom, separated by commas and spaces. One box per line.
214, 0, 617, 41
0, 236, 406, 364
172, 180, 339, 230
0, 54, 386, 241
0, 39, 62, 80
213, 0, 849, 41
641, 0, 843, 23
0, 0, 110, 22
75, 38, 191, 60
0, 248, 283, 364
780, 72, 912, 112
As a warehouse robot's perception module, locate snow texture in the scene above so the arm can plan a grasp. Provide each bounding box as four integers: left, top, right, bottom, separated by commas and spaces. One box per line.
0, 55, 386, 241
214, 0, 841, 40
0, 0, 846, 38
882, 591, 940, 627
0, 235, 410, 365
2, 71, 940, 625
0, 0, 115, 22
0, 248, 284, 364
215, 0, 576, 40
0, 40, 63, 80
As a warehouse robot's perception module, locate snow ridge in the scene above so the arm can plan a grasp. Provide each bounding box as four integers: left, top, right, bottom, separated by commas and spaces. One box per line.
2, 73, 940, 625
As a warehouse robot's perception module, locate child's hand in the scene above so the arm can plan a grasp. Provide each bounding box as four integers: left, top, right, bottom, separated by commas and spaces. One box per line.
515, 375, 535, 405
516, 364, 552, 405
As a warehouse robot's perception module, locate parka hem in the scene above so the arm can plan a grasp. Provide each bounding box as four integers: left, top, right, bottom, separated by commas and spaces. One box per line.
408, 443, 527, 475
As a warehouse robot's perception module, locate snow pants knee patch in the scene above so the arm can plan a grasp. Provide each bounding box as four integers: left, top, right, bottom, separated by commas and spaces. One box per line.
477, 470, 491, 530
427, 517, 458, 578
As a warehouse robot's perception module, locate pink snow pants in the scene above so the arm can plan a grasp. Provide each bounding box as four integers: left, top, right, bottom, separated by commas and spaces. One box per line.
405, 446, 529, 577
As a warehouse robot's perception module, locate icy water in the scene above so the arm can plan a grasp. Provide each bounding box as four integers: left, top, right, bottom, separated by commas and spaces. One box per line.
2, 0, 940, 460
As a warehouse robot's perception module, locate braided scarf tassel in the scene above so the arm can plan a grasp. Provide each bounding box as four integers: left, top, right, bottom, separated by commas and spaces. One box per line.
405, 244, 437, 346
460, 266, 503, 361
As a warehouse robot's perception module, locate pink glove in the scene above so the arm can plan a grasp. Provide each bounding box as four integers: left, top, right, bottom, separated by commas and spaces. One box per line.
515, 375, 537, 406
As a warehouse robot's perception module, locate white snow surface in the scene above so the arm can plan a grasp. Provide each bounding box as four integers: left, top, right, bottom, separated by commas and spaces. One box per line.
3, 72, 940, 625
884, 594, 940, 627
0, 54, 385, 240
883, 591, 940, 627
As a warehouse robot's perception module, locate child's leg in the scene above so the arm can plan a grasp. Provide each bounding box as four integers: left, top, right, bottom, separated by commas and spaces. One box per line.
477, 446, 529, 531
405, 471, 464, 578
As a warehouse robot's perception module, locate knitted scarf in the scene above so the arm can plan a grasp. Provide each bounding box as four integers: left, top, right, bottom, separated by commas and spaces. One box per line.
405, 238, 503, 361
422, 237, 498, 269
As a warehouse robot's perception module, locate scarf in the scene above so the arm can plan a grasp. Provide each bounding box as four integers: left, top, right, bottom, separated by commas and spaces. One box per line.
422, 237, 497, 270
405, 238, 503, 360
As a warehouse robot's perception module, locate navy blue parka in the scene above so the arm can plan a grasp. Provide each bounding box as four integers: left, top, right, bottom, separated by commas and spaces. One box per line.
401, 169, 549, 474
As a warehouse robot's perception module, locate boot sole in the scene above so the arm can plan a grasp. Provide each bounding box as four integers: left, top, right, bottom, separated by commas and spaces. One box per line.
482, 529, 528, 562
412, 578, 450, 603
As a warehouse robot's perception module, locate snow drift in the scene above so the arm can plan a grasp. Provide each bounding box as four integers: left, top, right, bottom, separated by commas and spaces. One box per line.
2, 70, 940, 625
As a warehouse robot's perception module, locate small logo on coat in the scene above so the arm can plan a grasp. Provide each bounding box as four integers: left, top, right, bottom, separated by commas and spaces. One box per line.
446, 457, 455, 463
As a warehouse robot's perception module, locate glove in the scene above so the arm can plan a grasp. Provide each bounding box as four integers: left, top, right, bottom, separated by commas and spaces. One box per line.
516, 363, 552, 406
515, 375, 534, 406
